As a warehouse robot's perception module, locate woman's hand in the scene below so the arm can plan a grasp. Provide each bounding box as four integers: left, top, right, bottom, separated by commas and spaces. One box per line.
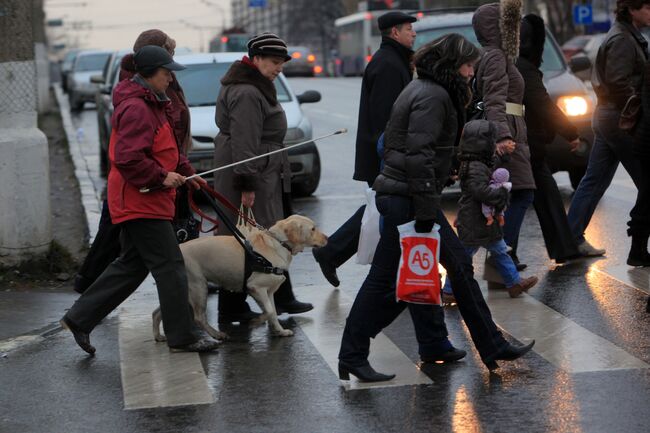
187, 176, 208, 190
241, 191, 255, 208
496, 139, 516, 156
163, 172, 186, 188
568, 138, 582, 153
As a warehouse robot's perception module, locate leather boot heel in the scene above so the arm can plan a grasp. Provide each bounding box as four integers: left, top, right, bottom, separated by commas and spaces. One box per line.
485, 360, 499, 371
338, 361, 395, 382
338, 366, 350, 380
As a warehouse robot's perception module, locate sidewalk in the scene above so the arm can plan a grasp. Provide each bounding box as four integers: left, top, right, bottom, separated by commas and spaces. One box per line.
0, 85, 94, 356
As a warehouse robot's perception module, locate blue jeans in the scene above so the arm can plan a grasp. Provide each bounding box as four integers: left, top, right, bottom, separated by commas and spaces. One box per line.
443, 239, 520, 294
568, 105, 648, 241
503, 189, 535, 258
339, 194, 508, 366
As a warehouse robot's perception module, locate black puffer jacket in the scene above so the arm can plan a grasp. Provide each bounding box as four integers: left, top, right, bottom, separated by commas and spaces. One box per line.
373, 72, 460, 220
456, 120, 509, 247
593, 20, 648, 109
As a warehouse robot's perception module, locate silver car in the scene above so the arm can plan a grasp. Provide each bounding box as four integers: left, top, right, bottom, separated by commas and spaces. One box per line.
169, 53, 323, 196
67, 49, 111, 111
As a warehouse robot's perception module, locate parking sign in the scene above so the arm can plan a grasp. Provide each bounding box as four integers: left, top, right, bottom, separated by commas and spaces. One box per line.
573, 5, 593, 25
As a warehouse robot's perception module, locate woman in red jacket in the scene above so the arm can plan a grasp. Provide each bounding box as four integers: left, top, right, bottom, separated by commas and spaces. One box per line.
60, 46, 217, 355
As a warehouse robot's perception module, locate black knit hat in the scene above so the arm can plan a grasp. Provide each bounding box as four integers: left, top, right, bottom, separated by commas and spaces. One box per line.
247, 32, 291, 62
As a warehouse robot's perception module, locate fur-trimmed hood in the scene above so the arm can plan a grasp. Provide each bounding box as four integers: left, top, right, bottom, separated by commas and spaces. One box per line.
473, 0, 522, 61
221, 57, 278, 106
520, 14, 546, 68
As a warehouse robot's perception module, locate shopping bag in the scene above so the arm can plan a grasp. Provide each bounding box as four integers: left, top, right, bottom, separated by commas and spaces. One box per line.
236, 205, 256, 236
356, 188, 381, 265
395, 221, 441, 305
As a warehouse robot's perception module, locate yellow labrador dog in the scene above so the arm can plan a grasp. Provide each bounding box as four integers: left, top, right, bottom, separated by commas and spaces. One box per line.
152, 215, 327, 341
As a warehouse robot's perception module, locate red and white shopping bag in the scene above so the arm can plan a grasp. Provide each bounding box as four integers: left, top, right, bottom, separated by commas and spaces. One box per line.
395, 221, 441, 305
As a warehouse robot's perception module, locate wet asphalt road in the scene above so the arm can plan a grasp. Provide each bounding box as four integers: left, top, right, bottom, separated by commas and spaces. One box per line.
1, 78, 649, 433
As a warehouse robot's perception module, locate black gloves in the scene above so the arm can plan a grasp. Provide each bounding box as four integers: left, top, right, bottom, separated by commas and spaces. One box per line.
414, 219, 435, 233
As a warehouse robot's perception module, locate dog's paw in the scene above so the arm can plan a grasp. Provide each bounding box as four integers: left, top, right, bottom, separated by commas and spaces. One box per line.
274, 329, 294, 337
213, 331, 229, 341
154, 335, 167, 343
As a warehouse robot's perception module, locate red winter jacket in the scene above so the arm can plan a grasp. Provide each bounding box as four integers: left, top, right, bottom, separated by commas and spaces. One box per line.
107, 78, 194, 224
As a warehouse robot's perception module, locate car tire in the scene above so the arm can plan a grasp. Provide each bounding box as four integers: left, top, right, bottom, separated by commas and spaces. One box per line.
291, 151, 321, 197
569, 166, 586, 191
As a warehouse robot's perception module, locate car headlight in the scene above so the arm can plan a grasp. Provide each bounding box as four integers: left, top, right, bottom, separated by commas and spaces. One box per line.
557, 95, 591, 117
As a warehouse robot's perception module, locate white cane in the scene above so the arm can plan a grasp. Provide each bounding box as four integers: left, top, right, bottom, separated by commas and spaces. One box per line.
139, 128, 348, 193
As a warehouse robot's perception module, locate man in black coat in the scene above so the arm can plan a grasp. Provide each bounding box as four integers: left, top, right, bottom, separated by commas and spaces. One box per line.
516, 14, 583, 263
313, 11, 416, 286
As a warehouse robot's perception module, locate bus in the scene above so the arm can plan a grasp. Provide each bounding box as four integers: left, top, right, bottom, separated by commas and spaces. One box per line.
334, 10, 418, 76
209, 29, 249, 53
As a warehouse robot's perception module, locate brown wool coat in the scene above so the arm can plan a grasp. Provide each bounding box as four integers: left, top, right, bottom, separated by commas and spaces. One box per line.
212, 59, 289, 232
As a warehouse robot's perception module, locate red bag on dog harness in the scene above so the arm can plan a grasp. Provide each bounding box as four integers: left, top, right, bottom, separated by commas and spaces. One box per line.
396, 221, 441, 305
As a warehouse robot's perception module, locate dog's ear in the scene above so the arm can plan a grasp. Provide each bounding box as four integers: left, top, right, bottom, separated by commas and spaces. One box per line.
283, 220, 307, 253
269, 223, 289, 243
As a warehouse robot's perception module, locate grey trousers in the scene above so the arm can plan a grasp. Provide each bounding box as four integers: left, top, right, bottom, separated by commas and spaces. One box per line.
65, 219, 196, 347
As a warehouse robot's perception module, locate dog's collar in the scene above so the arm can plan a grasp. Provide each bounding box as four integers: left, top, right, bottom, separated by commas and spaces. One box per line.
266, 230, 294, 254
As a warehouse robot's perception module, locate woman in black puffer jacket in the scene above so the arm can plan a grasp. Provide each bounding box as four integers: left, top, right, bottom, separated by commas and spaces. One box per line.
338, 34, 535, 382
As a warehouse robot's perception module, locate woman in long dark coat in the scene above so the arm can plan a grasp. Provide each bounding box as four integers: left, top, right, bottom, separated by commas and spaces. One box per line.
213, 33, 312, 323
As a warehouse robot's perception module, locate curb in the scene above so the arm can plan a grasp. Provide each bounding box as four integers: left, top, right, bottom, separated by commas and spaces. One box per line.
53, 83, 102, 242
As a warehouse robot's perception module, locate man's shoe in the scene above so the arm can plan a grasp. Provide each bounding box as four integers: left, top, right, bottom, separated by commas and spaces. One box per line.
483, 340, 535, 371
442, 292, 457, 305
421, 347, 467, 364
169, 337, 219, 353
577, 240, 606, 257
60, 317, 95, 355
312, 248, 340, 287
507, 276, 538, 298
275, 300, 314, 314
218, 310, 262, 324
627, 251, 650, 267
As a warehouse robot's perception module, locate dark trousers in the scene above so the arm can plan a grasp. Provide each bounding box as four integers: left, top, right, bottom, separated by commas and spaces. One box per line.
65, 219, 197, 347
75, 200, 121, 293
313, 181, 372, 268
503, 189, 535, 258
568, 105, 650, 240
531, 160, 580, 261
339, 194, 508, 366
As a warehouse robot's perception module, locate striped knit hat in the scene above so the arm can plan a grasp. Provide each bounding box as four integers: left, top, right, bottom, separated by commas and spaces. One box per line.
247, 32, 291, 62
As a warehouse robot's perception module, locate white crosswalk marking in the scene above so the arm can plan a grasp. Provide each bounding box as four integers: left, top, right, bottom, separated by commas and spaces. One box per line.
485, 290, 649, 373
293, 285, 433, 391
118, 277, 214, 410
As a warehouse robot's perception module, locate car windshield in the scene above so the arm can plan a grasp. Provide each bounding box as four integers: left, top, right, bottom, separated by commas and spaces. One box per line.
414, 25, 565, 73
75, 53, 111, 72
174, 62, 291, 107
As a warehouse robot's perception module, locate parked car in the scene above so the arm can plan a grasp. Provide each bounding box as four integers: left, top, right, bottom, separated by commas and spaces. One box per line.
283, 46, 322, 77
60, 49, 80, 93
91, 49, 130, 176
67, 49, 111, 111
95, 52, 323, 196
414, 11, 595, 188
561, 35, 593, 61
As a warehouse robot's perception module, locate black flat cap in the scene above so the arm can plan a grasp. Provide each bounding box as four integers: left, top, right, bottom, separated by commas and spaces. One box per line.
378, 11, 417, 31
134, 45, 185, 72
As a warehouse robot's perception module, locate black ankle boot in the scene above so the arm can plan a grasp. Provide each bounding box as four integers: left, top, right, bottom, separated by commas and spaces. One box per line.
627, 234, 650, 267
483, 340, 535, 371
338, 361, 395, 382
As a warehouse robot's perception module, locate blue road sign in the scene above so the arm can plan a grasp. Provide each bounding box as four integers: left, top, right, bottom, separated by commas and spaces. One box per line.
573, 5, 593, 25
249, 0, 267, 7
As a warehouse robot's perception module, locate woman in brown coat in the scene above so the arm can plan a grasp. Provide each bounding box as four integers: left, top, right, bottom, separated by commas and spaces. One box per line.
213, 33, 313, 323
472, 0, 536, 270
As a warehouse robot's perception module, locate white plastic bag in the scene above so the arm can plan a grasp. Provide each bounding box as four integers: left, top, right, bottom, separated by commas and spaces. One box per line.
356, 188, 381, 265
